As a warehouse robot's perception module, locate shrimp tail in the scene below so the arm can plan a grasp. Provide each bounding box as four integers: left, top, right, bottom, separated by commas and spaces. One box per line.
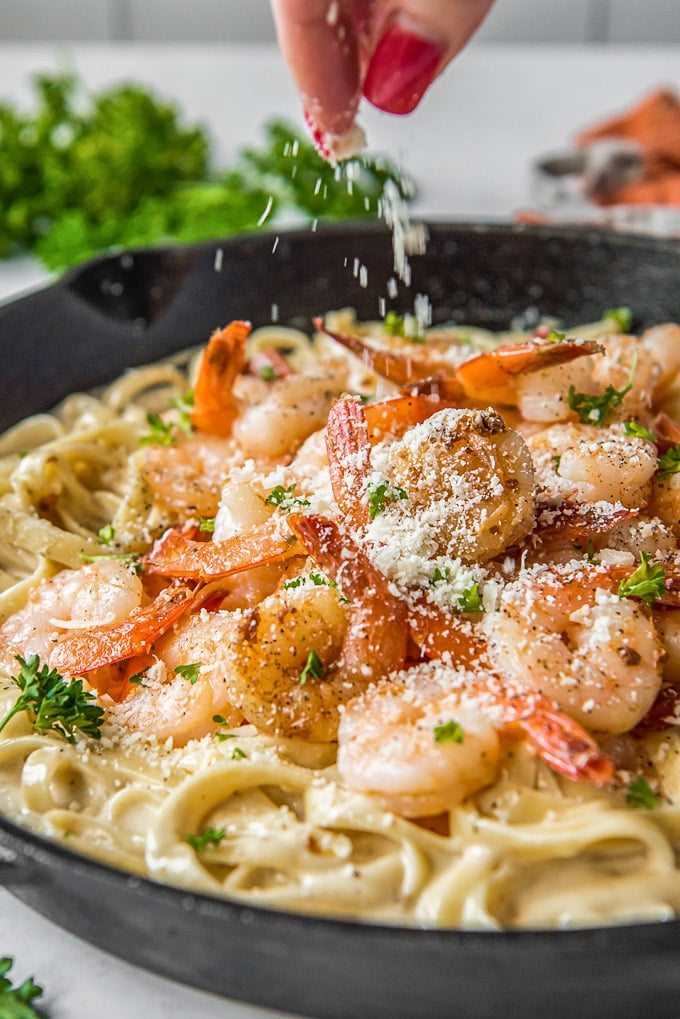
408, 599, 486, 667
325, 397, 371, 529
49, 583, 199, 675
288, 513, 409, 677
190, 320, 251, 436
513, 702, 614, 785
455, 337, 603, 404
314, 318, 450, 385
142, 519, 295, 580
363, 385, 465, 443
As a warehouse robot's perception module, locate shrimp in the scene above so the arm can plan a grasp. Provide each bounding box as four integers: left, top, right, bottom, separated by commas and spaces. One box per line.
0, 560, 143, 673
337, 663, 612, 817
139, 431, 239, 520
108, 610, 245, 745
325, 398, 536, 564
221, 514, 408, 741
527, 422, 658, 507
379, 407, 536, 563
232, 358, 350, 461
485, 564, 664, 733
190, 320, 250, 436
650, 470, 680, 540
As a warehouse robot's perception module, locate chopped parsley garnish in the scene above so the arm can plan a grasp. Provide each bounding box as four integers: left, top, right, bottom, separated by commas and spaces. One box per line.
0, 957, 46, 1019
551, 454, 561, 472
212, 714, 228, 725
382, 310, 423, 342
265, 483, 310, 512
0, 654, 104, 744
170, 389, 195, 433
366, 480, 408, 520
97, 523, 116, 545
300, 648, 324, 686
456, 582, 484, 613
568, 349, 637, 425
430, 566, 451, 585
185, 827, 226, 850
625, 775, 661, 809
198, 516, 215, 533
139, 412, 177, 446
383, 310, 406, 336
128, 671, 147, 686
545, 330, 566, 343
623, 420, 657, 442
603, 306, 633, 332
310, 570, 336, 587
657, 444, 680, 480
284, 570, 337, 591
258, 365, 279, 382
433, 719, 465, 745
231, 746, 248, 760
617, 552, 667, 607
174, 663, 202, 684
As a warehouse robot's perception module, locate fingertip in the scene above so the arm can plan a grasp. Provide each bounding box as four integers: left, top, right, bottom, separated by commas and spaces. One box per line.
272, 0, 362, 137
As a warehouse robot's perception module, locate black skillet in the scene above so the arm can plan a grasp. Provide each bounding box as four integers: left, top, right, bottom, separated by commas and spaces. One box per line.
1, 223, 680, 1019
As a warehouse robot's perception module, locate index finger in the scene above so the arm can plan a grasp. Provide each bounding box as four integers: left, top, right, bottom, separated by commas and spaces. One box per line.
271, 0, 363, 137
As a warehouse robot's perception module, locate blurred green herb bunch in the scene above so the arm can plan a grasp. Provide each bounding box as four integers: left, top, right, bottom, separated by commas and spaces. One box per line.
0, 71, 408, 271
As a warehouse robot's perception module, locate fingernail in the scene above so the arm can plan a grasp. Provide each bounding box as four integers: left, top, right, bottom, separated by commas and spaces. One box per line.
304, 108, 333, 161
304, 108, 367, 165
362, 16, 445, 115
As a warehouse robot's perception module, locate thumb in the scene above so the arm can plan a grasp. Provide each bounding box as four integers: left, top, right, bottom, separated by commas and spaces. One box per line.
363, 0, 495, 114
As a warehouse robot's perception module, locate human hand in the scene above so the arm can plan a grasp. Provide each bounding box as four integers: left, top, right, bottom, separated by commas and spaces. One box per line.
270, 0, 495, 158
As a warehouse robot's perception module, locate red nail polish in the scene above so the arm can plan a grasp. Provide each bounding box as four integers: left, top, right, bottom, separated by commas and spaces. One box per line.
363, 19, 445, 115
304, 109, 333, 161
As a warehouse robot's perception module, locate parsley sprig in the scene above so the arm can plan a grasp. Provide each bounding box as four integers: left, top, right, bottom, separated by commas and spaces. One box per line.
382, 310, 423, 343
623, 420, 657, 442
0, 957, 46, 1019
0, 655, 104, 744
174, 663, 202, 685
657, 444, 680, 480
603, 306, 633, 332
0, 72, 407, 271
568, 350, 637, 426
300, 649, 325, 686
617, 552, 667, 607
139, 392, 194, 447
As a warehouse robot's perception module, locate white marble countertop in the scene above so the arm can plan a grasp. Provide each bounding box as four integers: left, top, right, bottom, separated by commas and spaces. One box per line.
1, 40, 680, 1019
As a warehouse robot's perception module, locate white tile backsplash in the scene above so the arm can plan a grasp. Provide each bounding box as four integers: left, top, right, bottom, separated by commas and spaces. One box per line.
476, 0, 593, 43
608, 0, 680, 42
127, 0, 275, 41
0, 0, 112, 40
0, 0, 678, 44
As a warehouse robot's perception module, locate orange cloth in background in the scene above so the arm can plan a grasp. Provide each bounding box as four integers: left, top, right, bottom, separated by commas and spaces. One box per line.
575, 88, 680, 206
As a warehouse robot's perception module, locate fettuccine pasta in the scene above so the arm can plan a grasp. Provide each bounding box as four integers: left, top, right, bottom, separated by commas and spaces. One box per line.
2, 308, 680, 929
